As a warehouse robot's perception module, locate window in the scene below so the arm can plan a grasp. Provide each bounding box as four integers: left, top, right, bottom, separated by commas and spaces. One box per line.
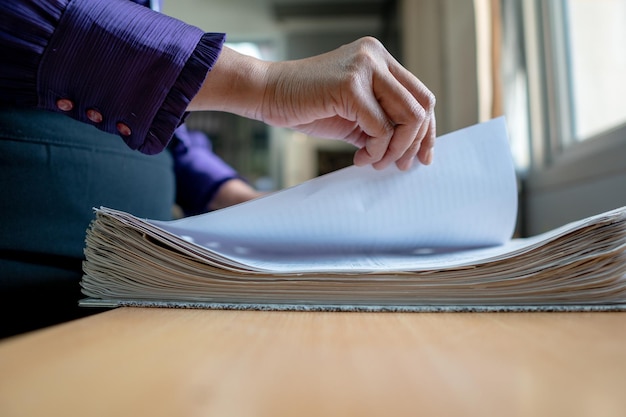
508, 0, 626, 167
566, 0, 626, 141
505, 0, 626, 234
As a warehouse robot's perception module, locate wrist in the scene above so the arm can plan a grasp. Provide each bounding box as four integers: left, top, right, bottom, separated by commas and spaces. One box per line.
188, 47, 269, 120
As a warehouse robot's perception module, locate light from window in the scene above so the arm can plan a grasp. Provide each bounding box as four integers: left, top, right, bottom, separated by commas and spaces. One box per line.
566, 0, 626, 140
225, 42, 263, 59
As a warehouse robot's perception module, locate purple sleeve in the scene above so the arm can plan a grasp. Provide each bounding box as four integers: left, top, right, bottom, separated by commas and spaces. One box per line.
170, 124, 240, 216
0, 0, 226, 155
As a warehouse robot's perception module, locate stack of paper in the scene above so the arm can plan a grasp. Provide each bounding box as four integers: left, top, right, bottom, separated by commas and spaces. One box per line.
80, 117, 626, 311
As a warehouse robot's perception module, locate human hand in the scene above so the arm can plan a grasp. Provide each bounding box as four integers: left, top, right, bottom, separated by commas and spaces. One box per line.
262, 37, 436, 170
189, 37, 436, 171
208, 178, 265, 211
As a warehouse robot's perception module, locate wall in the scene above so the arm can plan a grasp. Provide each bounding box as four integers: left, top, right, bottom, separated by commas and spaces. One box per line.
400, 0, 482, 136
162, 0, 282, 43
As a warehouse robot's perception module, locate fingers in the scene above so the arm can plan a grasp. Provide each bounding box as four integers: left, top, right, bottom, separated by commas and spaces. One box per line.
417, 112, 436, 165
395, 107, 436, 169
349, 38, 437, 171
388, 112, 436, 170
353, 74, 436, 171
258, 36, 437, 170
371, 95, 428, 170
389, 61, 437, 168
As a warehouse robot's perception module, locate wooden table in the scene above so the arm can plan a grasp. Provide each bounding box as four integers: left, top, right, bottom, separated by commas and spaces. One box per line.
1, 307, 625, 417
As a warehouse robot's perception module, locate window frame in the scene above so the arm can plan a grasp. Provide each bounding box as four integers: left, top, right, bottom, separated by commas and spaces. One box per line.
518, 0, 626, 234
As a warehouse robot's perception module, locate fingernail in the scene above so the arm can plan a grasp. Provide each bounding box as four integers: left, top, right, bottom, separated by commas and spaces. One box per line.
425, 148, 434, 165
405, 157, 415, 170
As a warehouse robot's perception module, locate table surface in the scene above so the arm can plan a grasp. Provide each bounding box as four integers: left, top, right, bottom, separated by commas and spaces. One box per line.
1, 307, 625, 417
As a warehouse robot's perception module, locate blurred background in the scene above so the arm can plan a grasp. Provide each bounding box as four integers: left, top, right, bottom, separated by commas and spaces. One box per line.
164, 0, 626, 237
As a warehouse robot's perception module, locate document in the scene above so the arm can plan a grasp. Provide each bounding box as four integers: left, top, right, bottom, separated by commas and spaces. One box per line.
149, 116, 518, 271
80, 117, 626, 311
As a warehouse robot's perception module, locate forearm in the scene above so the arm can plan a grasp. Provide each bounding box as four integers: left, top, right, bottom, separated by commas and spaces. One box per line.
189, 37, 436, 170
188, 46, 270, 121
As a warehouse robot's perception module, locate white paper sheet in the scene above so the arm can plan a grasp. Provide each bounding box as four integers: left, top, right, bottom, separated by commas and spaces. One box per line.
151, 117, 518, 263
122, 204, 624, 273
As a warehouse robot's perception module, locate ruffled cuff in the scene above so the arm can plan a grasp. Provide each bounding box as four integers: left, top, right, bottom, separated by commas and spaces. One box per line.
140, 32, 225, 154
0, 0, 225, 155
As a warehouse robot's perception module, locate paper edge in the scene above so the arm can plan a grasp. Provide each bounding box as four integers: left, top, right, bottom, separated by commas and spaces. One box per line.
79, 298, 626, 313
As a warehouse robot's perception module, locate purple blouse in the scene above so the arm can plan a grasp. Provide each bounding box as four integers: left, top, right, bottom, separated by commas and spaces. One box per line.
0, 0, 241, 213
171, 124, 239, 216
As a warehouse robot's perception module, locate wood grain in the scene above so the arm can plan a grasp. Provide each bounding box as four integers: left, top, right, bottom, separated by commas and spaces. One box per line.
1, 307, 625, 417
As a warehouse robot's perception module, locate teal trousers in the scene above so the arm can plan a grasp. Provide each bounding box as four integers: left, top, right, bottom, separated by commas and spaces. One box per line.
0, 109, 175, 337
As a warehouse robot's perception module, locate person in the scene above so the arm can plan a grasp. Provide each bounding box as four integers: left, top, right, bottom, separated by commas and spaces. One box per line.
0, 0, 436, 338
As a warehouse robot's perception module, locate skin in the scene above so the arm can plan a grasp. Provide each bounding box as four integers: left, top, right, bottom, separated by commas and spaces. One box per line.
189, 36, 437, 171
208, 178, 264, 211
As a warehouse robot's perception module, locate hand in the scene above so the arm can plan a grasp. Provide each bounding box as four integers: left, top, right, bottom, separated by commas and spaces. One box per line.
189, 37, 436, 171
208, 178, 264, 211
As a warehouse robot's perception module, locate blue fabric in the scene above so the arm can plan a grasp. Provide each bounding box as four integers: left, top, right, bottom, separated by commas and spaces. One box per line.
0, 108, 175, 258
0, 108, 175, 336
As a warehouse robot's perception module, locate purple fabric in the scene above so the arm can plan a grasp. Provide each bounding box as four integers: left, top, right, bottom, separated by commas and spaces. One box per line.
0, 0, 226, 154
170, 124, 240, 216
0, 0, 240, 212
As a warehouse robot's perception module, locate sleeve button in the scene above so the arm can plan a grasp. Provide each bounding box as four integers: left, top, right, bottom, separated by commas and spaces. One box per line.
116, 122, 132, 136
86, 109, 103, 123
56, 99, 74, 111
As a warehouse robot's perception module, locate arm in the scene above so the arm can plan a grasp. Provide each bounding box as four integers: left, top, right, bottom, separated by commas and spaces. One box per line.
190, 40, 437, 170
169, 124, 262, 216
208, 179, 264, 211
0, 0, 222, 154
1, 1, 436, 170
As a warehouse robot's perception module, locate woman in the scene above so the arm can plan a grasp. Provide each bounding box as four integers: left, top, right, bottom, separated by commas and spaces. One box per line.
0, 0, 436, 337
